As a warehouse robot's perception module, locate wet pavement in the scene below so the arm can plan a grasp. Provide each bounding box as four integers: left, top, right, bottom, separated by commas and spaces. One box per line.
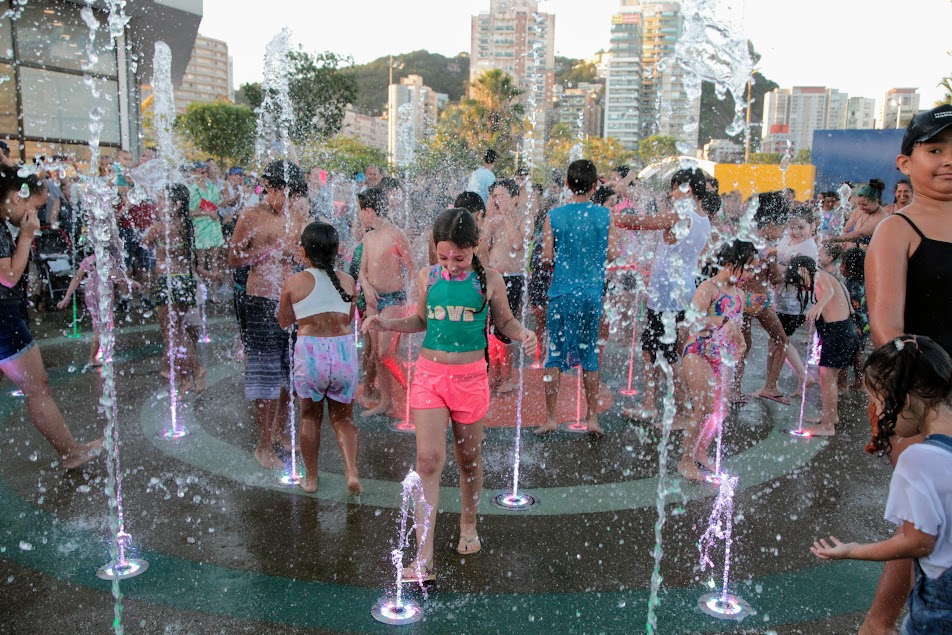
0, 306, 895, 634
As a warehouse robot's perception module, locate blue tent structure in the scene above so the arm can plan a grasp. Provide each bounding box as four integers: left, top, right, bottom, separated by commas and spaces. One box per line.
811, 129, 906, 198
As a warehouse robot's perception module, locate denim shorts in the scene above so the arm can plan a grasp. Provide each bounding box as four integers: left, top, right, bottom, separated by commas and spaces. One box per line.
0, 303, 36, 364
902, 559, 952, 634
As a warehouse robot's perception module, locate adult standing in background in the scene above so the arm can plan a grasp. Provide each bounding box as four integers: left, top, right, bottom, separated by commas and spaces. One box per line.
883, 178, 913, 215
188, 161, 226, 296
466, 149, 497, 206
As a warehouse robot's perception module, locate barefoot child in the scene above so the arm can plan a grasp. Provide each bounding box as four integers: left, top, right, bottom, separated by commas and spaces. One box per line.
801, 244, 859, 436
535, 159, 618, 436
357, 188, 417, 418
277, 221, 361, 495
363, 208, 536, 583
485, 179, 527, 394
142, 183, 204, 394
736, 192, 790, 405
678, 240, 753, 481
840, 247, 869, 391
812, 335, 952, 633
57, 242, 137, 367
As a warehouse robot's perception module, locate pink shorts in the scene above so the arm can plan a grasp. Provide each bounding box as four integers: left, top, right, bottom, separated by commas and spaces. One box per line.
409, 357, 489, 424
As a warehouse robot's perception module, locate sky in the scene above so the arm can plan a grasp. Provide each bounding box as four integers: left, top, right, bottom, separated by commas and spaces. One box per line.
199, 0, 952, 108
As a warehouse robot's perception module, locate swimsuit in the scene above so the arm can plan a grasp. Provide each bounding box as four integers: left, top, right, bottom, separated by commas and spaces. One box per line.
682, 282, 743, 374
411, 265, 490, 424
376, 289, 407, 311
743, 292, 770, 316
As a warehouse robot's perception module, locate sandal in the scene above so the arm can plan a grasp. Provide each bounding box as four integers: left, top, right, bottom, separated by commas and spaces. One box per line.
457, 534, 481, 555
402, 562, 436, 584
754, 392, 791, 406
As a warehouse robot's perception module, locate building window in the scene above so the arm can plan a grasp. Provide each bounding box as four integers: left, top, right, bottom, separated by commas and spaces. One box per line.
16, 2, 117, 76
0, 0, 120, 160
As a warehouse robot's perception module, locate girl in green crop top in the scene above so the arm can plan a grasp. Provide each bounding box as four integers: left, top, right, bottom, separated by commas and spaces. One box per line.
363, 208, 536, 584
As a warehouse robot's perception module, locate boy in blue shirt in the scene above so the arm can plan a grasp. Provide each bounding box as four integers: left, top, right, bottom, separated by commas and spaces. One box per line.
535, 159, 618, 436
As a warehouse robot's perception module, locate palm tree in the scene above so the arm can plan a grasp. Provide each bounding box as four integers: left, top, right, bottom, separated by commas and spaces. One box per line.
469, 69, 524, 135
937, 75, 952, 107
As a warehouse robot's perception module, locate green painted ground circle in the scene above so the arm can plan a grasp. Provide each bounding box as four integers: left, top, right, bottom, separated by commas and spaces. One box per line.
141, 363, 828, 515
0, 325, 878, 634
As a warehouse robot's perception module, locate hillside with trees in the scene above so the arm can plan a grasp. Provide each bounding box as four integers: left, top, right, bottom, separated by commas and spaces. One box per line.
349, 50, 470, 116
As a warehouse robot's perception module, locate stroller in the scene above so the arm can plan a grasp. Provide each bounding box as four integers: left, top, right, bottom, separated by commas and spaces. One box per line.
31, 226, 74, 310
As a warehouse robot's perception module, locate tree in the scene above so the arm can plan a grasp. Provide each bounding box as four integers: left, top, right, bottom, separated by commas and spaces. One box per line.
176, 101, 256, 166
938, 75, 952, 106
555, 56, 599, 88
349, 50, 470, 116
423, 69, 526, 172
237, 82, 263, 109
298, 136, 388, 176
249, 50, 358, 145
748, 152, 782, 165
638, 134, 679, 166
793, 148, 812, 164
543, 124, 634, 176
286, 49, 358, 142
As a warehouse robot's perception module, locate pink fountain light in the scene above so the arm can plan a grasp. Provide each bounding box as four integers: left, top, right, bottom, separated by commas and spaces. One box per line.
697, 473, 753, 621
371, 471, 431, 625
785, 328, 821, 438
566, 366, 588, 433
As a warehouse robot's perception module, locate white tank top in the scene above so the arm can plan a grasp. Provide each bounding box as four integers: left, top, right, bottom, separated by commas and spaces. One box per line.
647, 206, 712, 312
292, 268, 351, 319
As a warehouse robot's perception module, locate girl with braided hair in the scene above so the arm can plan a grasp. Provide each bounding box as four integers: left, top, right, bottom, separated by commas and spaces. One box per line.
277, 221, 360, 495
363, 208, 537, 583
812, 335, 952, 633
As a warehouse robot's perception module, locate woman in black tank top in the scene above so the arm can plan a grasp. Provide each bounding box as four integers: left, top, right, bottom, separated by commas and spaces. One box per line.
892, 214, 952, 355
861, 106, 952, 635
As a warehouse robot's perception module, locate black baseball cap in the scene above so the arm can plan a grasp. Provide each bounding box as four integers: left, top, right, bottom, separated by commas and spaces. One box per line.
901, 104, 952, 156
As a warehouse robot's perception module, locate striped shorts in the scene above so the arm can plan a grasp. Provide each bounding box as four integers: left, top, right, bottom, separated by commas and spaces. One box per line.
243, 295, 291, 401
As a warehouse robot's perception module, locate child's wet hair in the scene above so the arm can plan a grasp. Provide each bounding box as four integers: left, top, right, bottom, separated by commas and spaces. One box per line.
592, 185, 615, 206
432, 208, 487, 311
165, 182, 196, 269
670, 167, 706, 200
784, 255, 817, 313
357, 188, 388, 217
454, 191, 486, 218
492, 178, 520, 199
790, 204, 814, 225
566, 159, 598, 195
864, 335, 952, 455
714, 240, 757, 272
822, 243, 843, 262
0, 163, 45, 203
300, 221, 352, 303
754, 191, 789, 228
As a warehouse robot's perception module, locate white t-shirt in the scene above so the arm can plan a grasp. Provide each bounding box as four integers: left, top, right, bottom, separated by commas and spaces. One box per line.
467, 167, 496, 206
885, 441, 952, 579
774, 235, 818, 315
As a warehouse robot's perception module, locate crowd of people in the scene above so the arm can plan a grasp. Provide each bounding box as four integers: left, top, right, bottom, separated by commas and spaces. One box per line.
1, 104, 951, 632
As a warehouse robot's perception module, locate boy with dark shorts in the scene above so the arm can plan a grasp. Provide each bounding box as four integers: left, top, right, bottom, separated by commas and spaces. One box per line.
535, 160, 617, 436
616, 168, 712, 421
486, 178, 528, 393
803, 243, 859, 436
